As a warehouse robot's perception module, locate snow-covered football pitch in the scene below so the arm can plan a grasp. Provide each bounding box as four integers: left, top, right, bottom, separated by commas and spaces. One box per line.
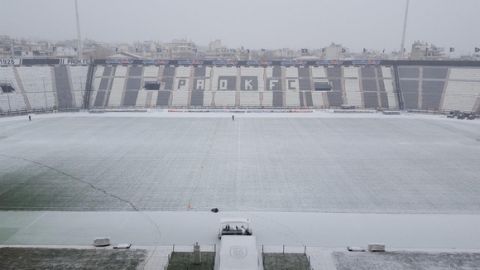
1, 111, 479, 214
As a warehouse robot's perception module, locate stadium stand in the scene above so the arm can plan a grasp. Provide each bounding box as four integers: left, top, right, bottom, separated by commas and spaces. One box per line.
343, 67, 361, 107
148, 90, 158, 107
156, 91, 171, 106
214, 91, 236, 107
123, 66, 143, 107
54, 65, 73, 109
285, 66, 299, 78
17, 66, 56, 110
325, 67, 344, 107
449, 68, 480, 81
312, 66, 328, 78
94, 65, 105, 77
190, 90, 204, 107
344, 78, 363, 107
115, 65, 128, 77
203, 91, 214, 106
442, 68, 480, 112
443, 81, 480, 111
398, 66, 421, 110
175, 66, 191, 78
69, 66, 88, 108
172, 90, 189, 107
3, 61, 480, 112
261, 91, 273, 107
311, 92, 326, 108
143, 66, 159, 78
285, 91, 300, 107
135, 89, 148, 107
360, 67, 380, 108
108, 77, 125, 107
0, 67, 28, 112
240, 92, 261, 107
272, 91, 283, 107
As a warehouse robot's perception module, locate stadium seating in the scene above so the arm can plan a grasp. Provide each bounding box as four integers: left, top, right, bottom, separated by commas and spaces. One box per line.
4, 63, 480, 112
324, 68, 344, 108
190, 90, 204, 107
343, 67, 359, 78
327, 91, 343, 107
383, 79, 397, 108
398, 66, 420, 110
344, 79, 363, 107
0, 67, 27, 112
311, 67, 327, 78
272, 91, 283, 107
449, 68, 480, 81
423, 67, 448, 79
398, 67, 420, 78
285, 91, 300, 107
17, 66, 55, 110
128, 66, 143, 77
172, 90, 189, 106
94, 65, 105, 77
212, 67, 237, 91
124, 78, 142, 106
240, 92, 261, 107
311, 92, 326, 108
240, 67, 265, 91
442, 68, 480, 112
203, 91, 214, 106
443, 81, 480, 111
135, 90, 148, 107
213, 91, 236, 106
399, 80, 419, 110
156, 91, 171, 106
285, 67, 298, 78
148, 91, 158, 107
421, 80, 445, 110
381, 66, 393, 78
261, 91, 273, 107
54, 65, 73, 109
174, 78, 190, 91
143, 66, 159, 77
69, 66, 88, 108
108, 77, 125, 107
115, 66, 128, 77
175, 66, 191, 78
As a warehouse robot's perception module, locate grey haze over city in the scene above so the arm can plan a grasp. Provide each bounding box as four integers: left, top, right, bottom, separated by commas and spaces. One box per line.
0, 0, 479, 53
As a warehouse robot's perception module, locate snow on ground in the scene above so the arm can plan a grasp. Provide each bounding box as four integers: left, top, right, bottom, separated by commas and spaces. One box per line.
2, 210, 480, 249
333, 251, 480, 270
0, 111, 480, 213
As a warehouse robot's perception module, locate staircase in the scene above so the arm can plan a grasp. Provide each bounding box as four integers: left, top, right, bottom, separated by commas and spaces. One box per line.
83, 63, 95, 109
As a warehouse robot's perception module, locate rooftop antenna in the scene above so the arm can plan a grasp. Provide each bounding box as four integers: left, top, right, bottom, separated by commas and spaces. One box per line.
74, 0, 83, 60
400, 0, 410, 58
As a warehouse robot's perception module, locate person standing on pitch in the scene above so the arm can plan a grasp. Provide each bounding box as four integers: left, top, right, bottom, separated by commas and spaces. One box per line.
28, 115, 31, 121
232, 115, 235, 121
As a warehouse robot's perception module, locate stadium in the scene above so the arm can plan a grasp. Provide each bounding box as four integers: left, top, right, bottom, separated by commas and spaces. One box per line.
1, 58, 480, 269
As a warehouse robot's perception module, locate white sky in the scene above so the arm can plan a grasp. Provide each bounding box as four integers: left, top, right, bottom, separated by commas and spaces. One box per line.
0, 0, 479, 53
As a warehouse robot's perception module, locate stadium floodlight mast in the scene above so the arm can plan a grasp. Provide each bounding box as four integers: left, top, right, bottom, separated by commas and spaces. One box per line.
74, 0, 83, 60
400, 0, 410, 58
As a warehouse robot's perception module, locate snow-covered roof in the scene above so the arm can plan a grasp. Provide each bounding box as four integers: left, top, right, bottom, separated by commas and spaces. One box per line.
220, 218, 250, 225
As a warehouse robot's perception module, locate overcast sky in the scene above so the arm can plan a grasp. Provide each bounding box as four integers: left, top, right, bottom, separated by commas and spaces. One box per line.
0, 0, 478, 53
